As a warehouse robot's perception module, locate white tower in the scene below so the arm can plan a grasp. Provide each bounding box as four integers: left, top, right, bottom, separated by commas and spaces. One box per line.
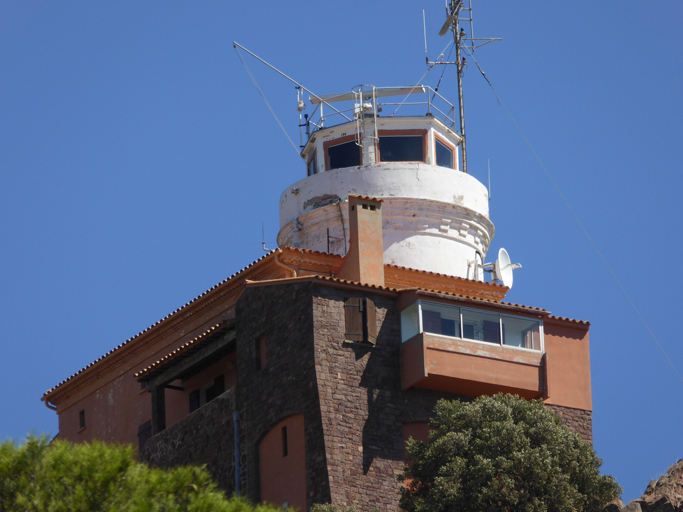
277, 85, 493, 281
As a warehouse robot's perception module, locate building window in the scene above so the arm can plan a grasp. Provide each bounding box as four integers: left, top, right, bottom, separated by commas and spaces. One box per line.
379, 135, 424, 162
189, 390, 200, 413
79, 410, 86, 430
435, 137, 454, 169
307, 152, 318, 176
328, 140, 361, 170
188, 375, 226, 413
138, 420, 152, 452
255, 336, 266, 370
400, 300, 542, 351
281, 426, 288, 457
344, 297, 377, 344
205, 375, 225, 402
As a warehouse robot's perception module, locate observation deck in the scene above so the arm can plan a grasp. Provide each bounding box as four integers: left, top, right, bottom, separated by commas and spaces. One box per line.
278, 85, 494, 280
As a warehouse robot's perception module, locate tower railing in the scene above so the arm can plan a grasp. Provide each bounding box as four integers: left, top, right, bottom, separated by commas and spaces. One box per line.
302, 85, 457, 150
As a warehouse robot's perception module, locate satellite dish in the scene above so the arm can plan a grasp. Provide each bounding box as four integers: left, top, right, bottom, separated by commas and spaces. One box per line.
480, 247, 522, 288
494, 248, 514, 288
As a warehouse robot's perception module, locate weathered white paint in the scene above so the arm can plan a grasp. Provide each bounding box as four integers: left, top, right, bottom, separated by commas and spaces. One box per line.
282, 116, 494, 279
279, 171, 494, 279
302, 117, 462, 174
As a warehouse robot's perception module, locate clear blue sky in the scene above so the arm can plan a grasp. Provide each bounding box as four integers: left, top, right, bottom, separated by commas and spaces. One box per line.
1, 1, 681, 503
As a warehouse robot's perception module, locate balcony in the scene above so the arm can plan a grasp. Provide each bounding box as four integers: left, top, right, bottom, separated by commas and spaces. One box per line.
400, 300, 548, 399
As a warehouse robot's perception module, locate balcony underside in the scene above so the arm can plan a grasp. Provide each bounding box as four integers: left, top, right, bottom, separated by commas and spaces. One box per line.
401, 333, 548, 400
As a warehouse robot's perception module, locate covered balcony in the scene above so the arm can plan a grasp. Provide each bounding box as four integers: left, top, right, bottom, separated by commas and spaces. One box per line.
400, 295, 548, 399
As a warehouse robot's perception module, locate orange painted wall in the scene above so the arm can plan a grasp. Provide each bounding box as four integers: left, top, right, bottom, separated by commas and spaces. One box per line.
48, 253, 301, 451
401, 317, 592, 412
165, 353, 237, 429
55, 319, 236, 452
402, 421, 429, 453
402, 333, 544, 399
259, 415, 307, 511
543, 320, 592, 411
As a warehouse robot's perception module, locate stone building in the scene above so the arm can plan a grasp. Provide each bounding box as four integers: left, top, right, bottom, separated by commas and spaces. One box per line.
42, 86, 593, 511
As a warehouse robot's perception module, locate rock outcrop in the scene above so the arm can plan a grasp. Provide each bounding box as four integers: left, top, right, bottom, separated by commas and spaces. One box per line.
605, 460, 683, 512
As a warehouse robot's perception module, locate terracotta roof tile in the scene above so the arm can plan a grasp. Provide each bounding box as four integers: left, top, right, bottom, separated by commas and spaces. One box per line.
43, 248, 587, 400
546, 315, 591, 326
42, 250, 282, 399
135, 323, 229, 380
412, 288, 548, 314
385, 263, 508, 289
42, 247, 348, 399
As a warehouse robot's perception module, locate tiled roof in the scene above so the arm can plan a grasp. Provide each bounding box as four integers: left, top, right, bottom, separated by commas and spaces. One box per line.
348, 195, 384, 202
411, 288, 548, 314
42, 247, 345, 400
135, 323, 231, 381
385, 263, 508, 289
42, 247, 586, 400
42, 250, 282, 399
546, 315, 591, 326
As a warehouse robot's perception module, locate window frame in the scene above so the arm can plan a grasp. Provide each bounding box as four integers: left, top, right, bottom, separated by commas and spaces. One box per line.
307, 151, 318, 176
434, 132, 456, 170
324, 134, 361, 171
377, 129, 428, 164
403, 299, 544, 353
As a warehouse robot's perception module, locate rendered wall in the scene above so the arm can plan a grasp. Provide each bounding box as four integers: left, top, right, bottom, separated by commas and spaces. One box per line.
259, 415, 307, 510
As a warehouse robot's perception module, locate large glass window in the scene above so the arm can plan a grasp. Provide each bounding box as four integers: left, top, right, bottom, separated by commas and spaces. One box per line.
461, 309, 500, 344
379, 136, 423, 162
328, 140, 360, 170
502, 315, 541, 350
400, 300, 543, 352
421, 302, 460, 338
435, 138, 454, 169
400, 301, 420, 343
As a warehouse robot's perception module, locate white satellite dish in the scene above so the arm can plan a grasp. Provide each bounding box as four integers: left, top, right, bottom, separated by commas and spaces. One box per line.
481, 247, 522, 288
494, 248, 514, 288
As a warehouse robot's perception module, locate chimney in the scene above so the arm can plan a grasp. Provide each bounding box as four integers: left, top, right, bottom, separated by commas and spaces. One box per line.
335, 195, 385, 287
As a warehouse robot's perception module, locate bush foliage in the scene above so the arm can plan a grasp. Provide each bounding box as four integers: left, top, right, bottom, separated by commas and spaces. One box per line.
0, 436, 279, 512
399, 394, 621, 512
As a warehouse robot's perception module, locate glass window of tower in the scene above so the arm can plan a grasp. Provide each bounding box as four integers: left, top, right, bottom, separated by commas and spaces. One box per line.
379, 136, 423, 162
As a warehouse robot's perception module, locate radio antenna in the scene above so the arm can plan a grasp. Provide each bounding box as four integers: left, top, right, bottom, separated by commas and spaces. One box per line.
427, 1, 501, 174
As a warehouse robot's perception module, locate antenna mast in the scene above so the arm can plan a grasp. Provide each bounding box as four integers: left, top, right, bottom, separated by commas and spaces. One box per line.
431, 0, 501, 175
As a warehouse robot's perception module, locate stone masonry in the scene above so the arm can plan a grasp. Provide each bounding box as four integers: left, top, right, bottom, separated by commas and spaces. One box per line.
140, 388, 236, 492
141, 281, 594, 511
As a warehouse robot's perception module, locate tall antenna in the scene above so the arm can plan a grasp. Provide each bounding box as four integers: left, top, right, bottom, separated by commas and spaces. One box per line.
428, 0, 501, 174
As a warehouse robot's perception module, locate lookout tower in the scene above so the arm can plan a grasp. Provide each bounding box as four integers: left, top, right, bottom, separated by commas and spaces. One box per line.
278, 85, 493, 280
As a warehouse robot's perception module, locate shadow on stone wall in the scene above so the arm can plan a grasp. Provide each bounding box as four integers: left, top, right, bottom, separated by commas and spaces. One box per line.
140, 388, 236, 494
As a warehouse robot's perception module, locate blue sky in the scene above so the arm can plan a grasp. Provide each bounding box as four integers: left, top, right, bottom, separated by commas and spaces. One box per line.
1, 1, 681, 503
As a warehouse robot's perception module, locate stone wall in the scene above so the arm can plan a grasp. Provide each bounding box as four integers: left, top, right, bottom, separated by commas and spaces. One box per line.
140, 388, 236, 493
312, 285, 467, 511
235, 281, 330, 509
545, 403, 593, 445
139, 281, 594, 512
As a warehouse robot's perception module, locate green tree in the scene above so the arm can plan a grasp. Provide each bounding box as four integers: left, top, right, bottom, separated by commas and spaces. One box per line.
399, 394, 621, 512
0, 435, 279, 512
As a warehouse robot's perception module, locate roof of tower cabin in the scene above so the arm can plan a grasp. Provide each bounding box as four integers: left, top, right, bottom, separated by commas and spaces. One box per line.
41, 244, 587, 406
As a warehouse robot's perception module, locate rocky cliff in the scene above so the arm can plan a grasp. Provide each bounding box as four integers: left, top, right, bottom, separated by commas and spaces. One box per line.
605, 460, 683, 512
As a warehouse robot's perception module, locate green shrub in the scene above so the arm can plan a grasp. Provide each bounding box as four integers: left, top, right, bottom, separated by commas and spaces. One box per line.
399, 394, 621, 512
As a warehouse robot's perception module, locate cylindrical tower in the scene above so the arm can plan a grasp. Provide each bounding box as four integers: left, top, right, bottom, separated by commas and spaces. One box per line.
277, 86, 494, 280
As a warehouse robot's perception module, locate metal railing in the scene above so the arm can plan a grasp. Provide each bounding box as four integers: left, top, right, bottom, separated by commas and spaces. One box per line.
300, 85, 458, 148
